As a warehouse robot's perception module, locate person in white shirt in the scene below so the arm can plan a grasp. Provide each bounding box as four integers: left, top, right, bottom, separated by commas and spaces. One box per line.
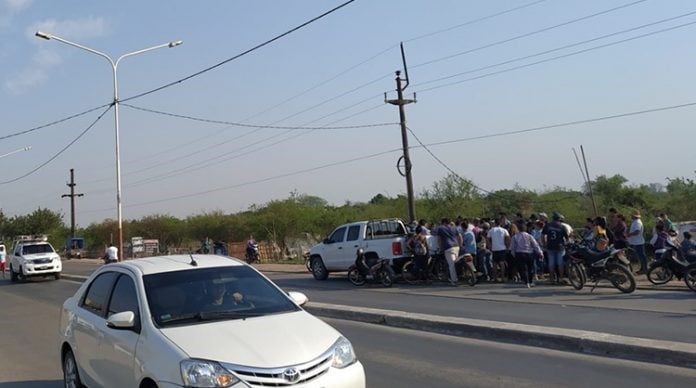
104, 244, 118, 264
487, 219, 510, 282
627, 211, 647, 274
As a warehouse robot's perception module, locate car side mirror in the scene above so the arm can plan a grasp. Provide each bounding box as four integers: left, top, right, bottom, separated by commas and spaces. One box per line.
323, 238, 331, 244
288, 291, 309, 307
106, 311, 136, 329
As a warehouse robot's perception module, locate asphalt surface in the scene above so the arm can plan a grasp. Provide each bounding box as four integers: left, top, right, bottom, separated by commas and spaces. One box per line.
2, 277, 696, 388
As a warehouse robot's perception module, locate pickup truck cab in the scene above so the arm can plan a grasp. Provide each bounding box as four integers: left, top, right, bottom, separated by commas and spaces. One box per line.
9, 235, 62, 282
308, 219, 410, 280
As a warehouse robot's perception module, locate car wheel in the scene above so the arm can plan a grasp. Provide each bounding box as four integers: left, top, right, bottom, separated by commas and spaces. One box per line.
63, 349, 84, 388
311, 257, 328, 280
10, 264, 18, 282
18, 266, 26, 282
54, 272, 62, 280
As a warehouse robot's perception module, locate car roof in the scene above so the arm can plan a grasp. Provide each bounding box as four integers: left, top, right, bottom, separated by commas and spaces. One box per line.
115, 254, 246, 276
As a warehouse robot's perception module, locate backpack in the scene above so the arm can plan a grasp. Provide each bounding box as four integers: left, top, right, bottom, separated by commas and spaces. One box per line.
413, 239, 428, 256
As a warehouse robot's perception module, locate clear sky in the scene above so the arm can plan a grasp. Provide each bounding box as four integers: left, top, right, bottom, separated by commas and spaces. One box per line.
1, 0, 695, 226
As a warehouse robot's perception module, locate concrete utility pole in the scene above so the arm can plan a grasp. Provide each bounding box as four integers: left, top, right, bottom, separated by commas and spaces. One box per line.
386, 43, 417, 223
61, 169, 84, 238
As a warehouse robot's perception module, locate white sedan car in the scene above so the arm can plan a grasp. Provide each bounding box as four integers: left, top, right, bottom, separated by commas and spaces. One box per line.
58, 255, 365, 388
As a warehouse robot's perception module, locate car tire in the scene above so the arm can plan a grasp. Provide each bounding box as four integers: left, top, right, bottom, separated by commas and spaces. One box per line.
10, 264, 18, 282
311, 257, 328, 280
18, 266, 26, 282
63, 349, 85, 388
54, 272, 62, 280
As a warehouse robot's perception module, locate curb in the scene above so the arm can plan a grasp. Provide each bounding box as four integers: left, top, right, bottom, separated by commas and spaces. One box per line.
305, 302, 696, 370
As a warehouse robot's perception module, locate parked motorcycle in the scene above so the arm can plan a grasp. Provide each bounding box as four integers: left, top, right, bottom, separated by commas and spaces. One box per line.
245, 243, 260, 264
647, 240, 696, 292
348, 248, 394, 287
565, 243, 636, 293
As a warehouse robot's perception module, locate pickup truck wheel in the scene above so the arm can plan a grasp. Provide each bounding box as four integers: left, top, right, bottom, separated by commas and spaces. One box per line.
18, 266, 26, 282
311, 257, 328, 280
10, 264, 18, 282
54, 272, 62, 280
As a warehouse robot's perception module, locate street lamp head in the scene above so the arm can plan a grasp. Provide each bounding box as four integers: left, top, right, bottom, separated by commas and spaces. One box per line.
168, 40, 183, 48
35, 31, 52, 40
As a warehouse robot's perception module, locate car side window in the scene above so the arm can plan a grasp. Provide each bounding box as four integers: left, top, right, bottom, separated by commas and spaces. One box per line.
107, 275, 141, 331
329, 227, 347, 243
108, 275, 140, 318
81, 272, 119, 317
346, 225, 361, 242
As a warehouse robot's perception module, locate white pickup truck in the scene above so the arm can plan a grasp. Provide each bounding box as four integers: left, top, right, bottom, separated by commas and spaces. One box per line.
9, 235, 62, 282
308, 219, 412, 280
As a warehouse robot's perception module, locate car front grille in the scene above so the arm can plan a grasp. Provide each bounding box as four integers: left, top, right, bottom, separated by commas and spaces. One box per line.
32, 258, 52, 264
222, 350, 333, 387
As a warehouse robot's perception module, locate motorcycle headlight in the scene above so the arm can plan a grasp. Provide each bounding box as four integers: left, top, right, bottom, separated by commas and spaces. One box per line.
331, 337, 357, 369
180, 359, 239, 387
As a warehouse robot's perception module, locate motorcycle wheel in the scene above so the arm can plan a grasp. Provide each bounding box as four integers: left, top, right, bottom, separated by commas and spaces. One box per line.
380, 270, 393, 288
606, 263, 636, 294
401, 261, 419, 285
567, 262, 585, 290
684, 265, 696, 292
461, 266, 477, 287
647, 265, 673, 285
348, 268, 366, 286
433, 259, 449, 282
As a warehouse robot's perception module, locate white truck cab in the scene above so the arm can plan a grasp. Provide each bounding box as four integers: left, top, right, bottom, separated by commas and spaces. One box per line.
9, 235, 62, 282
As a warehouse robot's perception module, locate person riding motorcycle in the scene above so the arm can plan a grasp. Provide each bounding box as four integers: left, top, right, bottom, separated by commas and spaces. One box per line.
246, 235, 259, 259
355, 248, 380, 279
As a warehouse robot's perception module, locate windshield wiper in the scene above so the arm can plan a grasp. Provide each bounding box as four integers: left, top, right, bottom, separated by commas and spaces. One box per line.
199, 310, 263, 321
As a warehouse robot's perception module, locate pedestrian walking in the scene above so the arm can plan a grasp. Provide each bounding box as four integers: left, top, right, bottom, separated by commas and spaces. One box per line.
510, 222, 544, 288
437, 218, 462, 286
488, 218, 510, 283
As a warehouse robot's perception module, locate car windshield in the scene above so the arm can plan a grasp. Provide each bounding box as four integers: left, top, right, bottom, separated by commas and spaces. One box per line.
22, 244, 55, 255
143, 265, 301, 327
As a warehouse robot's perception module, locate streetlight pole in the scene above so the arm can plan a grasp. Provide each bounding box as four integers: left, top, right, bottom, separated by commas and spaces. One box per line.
0, 146, 31, 160
36, 31, 182, 261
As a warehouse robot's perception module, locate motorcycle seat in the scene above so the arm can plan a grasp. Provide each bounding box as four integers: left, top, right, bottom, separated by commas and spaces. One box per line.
577, 247, 612, 263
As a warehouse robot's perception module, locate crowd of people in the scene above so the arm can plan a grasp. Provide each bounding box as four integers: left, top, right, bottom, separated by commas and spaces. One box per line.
407, 209, 694, 287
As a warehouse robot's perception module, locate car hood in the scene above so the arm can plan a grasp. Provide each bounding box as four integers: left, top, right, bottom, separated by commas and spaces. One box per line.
159, 310, 340, 367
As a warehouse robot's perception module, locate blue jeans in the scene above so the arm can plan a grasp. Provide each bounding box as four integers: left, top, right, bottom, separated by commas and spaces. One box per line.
631, 244, 647, 271
547, 249, 565, 269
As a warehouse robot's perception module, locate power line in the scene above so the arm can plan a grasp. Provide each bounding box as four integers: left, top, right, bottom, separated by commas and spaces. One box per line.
416, 19, 696, 94
403, 0, 549, 43
83, 99, 696, 212
414, 10, 696, 89
120, 0, 357, 104
406, 125, 580, 205
411, 0, 649, 70
82, 146, 403, 212
120, 103, 396, 130
421, 101, 696, 148
0, 106, 112, 185
0, 104, 110, 141
125, 104, 389, 188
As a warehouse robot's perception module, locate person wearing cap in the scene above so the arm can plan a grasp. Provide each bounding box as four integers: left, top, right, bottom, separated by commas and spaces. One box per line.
542, 212, 569, 284
627, 211, 647, 274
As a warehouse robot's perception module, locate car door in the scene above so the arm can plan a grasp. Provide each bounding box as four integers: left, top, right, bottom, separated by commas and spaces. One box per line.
323, 226, 348, 270
73, 271, 119, 387
341, 225, 362, 268
97, 273, 141, 387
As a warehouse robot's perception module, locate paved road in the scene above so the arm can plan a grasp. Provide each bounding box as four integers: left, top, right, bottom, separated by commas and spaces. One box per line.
57, 260, 696, 343
2, 277, 695, 388
332, 319, 696, 388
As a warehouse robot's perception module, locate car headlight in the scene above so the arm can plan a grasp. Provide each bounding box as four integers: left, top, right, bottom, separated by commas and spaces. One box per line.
331, 337, 357, 369
180, 359, 240, 387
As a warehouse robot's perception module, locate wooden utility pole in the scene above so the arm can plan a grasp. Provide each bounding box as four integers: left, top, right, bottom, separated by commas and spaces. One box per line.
61, 168, 84, 238
386, 43, 417, 223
